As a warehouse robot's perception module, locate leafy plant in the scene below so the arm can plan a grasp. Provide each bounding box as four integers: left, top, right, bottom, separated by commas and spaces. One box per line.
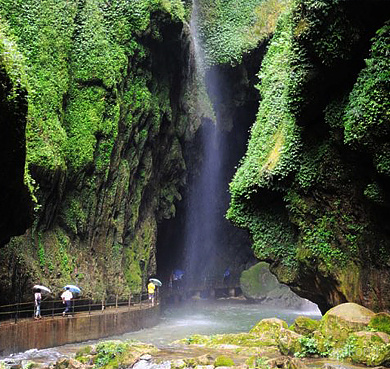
295, 336, 320, 358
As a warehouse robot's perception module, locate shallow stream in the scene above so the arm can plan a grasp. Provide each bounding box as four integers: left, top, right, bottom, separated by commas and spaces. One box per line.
2, 299, 321, 365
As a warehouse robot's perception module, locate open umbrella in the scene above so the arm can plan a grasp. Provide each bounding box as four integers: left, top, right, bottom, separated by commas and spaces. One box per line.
63, 285, 81, 294
149, 278, 162, 287
173, 269, 184, 280
33, 285, 51, 294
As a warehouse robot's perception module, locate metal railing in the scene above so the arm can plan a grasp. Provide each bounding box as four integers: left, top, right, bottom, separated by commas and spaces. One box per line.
0, 292, 158, 325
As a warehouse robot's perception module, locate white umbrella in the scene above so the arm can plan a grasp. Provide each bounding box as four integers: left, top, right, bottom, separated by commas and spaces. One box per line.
33, 285, 51, 294
149, 278, 162, 287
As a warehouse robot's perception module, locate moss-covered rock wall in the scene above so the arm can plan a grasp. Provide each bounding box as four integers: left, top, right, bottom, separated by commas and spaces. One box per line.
0, 0, 194, 303
227, 0, 390, 313
2, 0, 389, 313
0, 20, 33, 246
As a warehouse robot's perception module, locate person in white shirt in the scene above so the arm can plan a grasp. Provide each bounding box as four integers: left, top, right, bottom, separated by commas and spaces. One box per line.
61, 287, 73, 316
34, 289, 42, 319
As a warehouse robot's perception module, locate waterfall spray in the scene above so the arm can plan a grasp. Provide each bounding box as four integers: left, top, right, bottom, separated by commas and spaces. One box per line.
183, 0, 227, 287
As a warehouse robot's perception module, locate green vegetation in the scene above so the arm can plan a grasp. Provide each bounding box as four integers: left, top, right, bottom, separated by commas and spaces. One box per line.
0, 17, 28, 100
294, 337, 320, 358
74, 340, 158, 369
227, 0, 390, 310
343, 22, 390, 149
0, 0, 189, 298
196, 0, 291, 65
369, 313, 390, 335
227, 7, 300, 274
214, 356, 235, 367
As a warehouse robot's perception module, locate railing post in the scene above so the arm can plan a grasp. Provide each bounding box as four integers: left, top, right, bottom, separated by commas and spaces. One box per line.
128, 293, 131, 310
89, 299, 91, 315
115, 294, 118, 309
101, 297, 105, 313
14, 303, 19, 323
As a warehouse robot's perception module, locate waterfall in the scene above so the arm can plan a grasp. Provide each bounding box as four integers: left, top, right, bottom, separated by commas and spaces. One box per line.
183, 0, 227, 287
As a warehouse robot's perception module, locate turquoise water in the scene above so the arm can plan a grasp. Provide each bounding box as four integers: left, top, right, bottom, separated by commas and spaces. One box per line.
115, 299, 321, 347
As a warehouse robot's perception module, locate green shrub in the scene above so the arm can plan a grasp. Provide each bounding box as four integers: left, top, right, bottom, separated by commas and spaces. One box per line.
214, 355, 235, 367
369, 313, 390, 335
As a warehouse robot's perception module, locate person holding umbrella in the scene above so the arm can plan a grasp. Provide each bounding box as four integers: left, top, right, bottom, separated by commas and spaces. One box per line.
148, 278, 162, 306
33, 284, 51, 319
34, 288, 42, 319
147, 280, 156, 306
61, 286, 73, 316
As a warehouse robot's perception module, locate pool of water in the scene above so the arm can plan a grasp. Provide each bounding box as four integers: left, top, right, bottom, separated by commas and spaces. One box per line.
117, 299, 321, 347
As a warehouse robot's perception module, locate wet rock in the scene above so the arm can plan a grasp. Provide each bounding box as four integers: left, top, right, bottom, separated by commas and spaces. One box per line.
290, 316, 320, 336
250, 318, 288, 339
240, 263, 314, 309
170, 359, 186, 369
266, 356, 308, 369
349, 331, 390, 366
195, 355, 214, 366
319, 303, 375, 342
21, 361, 44, 369
132, 360, 150, 369
3, 360, 22, 369
53, 358, 84, 369
249, 318, 289, 348
140, 355, 152, 361
278, 329, 303, 356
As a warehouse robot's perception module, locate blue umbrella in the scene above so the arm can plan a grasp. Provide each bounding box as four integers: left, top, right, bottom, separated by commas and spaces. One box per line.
174, 269, 184, 280
63, 285, 81, 294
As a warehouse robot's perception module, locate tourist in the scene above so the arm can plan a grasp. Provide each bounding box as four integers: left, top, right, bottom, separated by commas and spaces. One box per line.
147, 280, 156, 306
223, 267, 231, 286
34, 288, 42, 319
61, 287, 73, 316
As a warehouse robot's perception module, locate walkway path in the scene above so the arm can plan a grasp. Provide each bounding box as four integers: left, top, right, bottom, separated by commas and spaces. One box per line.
0, 302, 160, 357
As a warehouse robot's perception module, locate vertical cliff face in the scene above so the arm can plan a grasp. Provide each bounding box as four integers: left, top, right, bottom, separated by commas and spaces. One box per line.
0, 24, 33, 246
227, 0, 390, 313
0, 0, 194, 303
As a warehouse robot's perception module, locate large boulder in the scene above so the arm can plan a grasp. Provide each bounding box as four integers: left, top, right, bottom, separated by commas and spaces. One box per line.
278, 329, 303, 356
250, 318, 288, 340
319, 303, 375, 342
290, 316, 320, 336
240, 262, 315, 309
349, 331, 390, 366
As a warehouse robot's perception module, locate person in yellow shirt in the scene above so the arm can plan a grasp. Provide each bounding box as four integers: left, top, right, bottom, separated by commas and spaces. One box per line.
147, 281, 156, 306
